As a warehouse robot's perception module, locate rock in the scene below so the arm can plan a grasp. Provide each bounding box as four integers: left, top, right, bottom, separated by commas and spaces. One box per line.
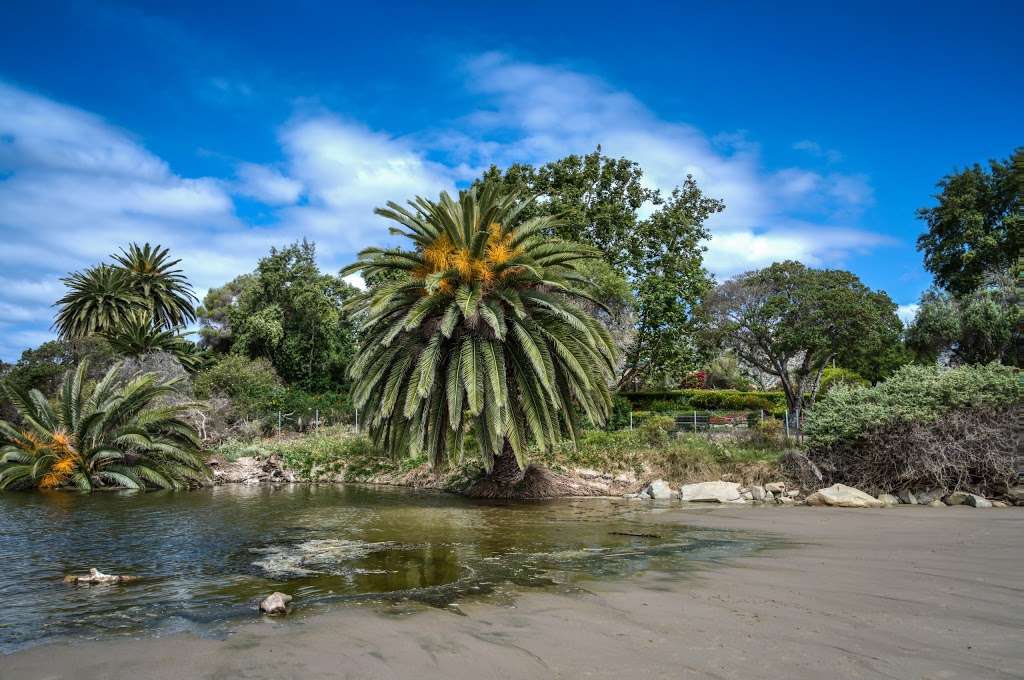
64, 568, 138, 585
576, 468, 602, 480
784, 489, 801, 498
877, 493, 900, 506
805, 484, 883, 508
643, 479, 673, 500
259, 591, 293, 615
896, 488, 918, 505
992, 500, 1009, 508
915, 488, 946, 505
1006, 487, 1024, 504
926, 499, 945, 507
740, 490, 754, 501
776, 495, 795, 505
965, 495, 992, 508
679, 480, 745, 503
765, 482, 786, 494
750, 485, 767, 502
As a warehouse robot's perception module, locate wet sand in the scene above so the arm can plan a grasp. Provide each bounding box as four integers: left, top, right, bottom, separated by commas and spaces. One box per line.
6, 506, 1023, 679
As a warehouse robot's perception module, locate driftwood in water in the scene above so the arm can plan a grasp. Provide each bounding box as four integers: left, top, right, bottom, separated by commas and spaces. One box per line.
63, 568, 139, 585
610, 531, 662, 539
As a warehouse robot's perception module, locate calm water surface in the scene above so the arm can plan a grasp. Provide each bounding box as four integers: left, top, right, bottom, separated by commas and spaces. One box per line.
0, 484, 772, 652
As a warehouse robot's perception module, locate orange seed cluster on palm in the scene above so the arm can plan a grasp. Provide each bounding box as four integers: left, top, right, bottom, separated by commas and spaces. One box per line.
418, 223, 521, 293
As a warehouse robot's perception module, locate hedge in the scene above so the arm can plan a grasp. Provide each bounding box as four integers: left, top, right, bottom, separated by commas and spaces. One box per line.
619, 389, 787, 413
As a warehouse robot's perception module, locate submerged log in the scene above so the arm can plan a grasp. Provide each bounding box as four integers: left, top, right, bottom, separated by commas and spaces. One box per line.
63, 568, 139, 585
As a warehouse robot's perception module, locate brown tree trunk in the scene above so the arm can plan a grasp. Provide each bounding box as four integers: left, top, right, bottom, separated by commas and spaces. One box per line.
488, 440, 525, 485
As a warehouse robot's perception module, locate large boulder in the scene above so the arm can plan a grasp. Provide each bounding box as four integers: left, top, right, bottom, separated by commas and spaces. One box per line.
877, 493, 901, 506
1006, 487, 1024, 505
259, 591, 293, 615
764, 481, 787, 494
944, 492, 993, 508
642, 479, 673, 499
680, 481, 745, 503
805, 484, 883, 508
749, 485, 767, 502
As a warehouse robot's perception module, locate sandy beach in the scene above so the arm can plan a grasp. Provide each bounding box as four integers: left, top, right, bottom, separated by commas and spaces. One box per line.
6, 505, 1023, 679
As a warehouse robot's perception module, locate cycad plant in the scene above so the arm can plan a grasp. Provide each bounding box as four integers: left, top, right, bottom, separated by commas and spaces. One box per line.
0, 361, 208, 491
342, 183, 616, 486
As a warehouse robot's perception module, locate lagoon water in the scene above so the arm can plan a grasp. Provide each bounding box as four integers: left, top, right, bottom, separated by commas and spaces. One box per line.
0, 484, 768, 653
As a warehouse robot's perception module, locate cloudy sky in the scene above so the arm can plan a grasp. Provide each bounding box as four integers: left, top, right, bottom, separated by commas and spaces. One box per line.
1, 1, 1021, 361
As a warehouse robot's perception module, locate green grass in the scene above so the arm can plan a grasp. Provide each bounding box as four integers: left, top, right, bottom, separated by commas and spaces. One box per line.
209, 424, 785, 489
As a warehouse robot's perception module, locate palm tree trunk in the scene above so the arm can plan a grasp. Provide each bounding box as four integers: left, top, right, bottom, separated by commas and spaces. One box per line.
488, 440, 524, 485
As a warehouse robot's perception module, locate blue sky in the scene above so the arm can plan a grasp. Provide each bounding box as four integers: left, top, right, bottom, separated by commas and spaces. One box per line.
1, 0, 1021, 361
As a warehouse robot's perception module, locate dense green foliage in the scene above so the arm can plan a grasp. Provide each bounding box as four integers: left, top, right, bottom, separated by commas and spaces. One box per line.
916, 148, 1022, 296
906, 272, 1022, 366
0, 361, 208, 491
817, 367, 869, 397
479, 149, 722, 389
803, 363, 1021, 448
620, 389, 786, 412
343, 183, 616, 474
702, 260, 903, 419
198, 241, 358, 392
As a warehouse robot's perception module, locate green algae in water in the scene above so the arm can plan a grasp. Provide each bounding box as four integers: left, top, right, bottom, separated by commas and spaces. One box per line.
0, 485, 772, 652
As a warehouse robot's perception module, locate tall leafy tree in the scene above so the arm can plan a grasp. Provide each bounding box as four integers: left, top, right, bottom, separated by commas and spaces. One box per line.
906, 271, 1021, 366
702, 261, 902, 423
916, 147, 1023, 296
216, 240, 358, 392
479, 149, 720, 388
343, 184, 616, 484
195, 274, 255, 352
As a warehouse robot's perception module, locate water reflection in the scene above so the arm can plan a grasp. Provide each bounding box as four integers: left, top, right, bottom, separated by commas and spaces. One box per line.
0, 484, 770, 652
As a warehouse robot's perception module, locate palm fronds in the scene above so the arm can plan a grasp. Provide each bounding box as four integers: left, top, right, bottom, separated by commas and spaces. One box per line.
0, 361, 209, 491
345, 183, 617, 474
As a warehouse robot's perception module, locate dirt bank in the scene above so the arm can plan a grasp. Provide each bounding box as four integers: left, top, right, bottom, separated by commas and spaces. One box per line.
5, 506, 1022, 679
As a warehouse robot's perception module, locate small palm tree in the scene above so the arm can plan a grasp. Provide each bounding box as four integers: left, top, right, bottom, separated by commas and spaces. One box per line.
54, 264, 145, 339
342, 184, 616, 487
112, 243, 198, 329
0, 361, 208, 491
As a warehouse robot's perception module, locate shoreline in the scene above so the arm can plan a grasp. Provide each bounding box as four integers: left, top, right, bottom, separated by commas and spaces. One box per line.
5, 505, 1022, 679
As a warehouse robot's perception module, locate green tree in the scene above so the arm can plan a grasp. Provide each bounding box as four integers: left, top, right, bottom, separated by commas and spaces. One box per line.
343, 184, 616, 485
196, 274, 255, 352
0, 361, 208, 491
906, 271, 1021, 366
479, 149, 720, 388
218, 241, 358, 392
702, 261, 902, 423
916, 147, 1023, 296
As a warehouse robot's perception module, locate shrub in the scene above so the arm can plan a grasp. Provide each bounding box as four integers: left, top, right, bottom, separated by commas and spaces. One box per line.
194, 355, 283, 416
817, 367, 868, 397
799, 363, 1022, 494
803, 363, 1021, 448
639, 415, 676, 445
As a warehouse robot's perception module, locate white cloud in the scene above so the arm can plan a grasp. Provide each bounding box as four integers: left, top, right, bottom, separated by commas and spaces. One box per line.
235, 162, 303, 205
897, 303, 920, 325
793, 139, 844, 163
450, 53, 887, 277
0, 56, 897, 359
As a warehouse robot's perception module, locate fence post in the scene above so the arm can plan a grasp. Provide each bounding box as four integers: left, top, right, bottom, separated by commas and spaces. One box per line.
784, 410, 790, 440
355, 406, 359, 431
693, 410, 697, 433
277, 411, 282, 437
629, 411, 633, 430
315, 408, 320, 431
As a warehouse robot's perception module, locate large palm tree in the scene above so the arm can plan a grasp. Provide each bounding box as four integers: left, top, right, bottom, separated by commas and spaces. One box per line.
0, 361, 208, 491
342, 183, 616, 487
